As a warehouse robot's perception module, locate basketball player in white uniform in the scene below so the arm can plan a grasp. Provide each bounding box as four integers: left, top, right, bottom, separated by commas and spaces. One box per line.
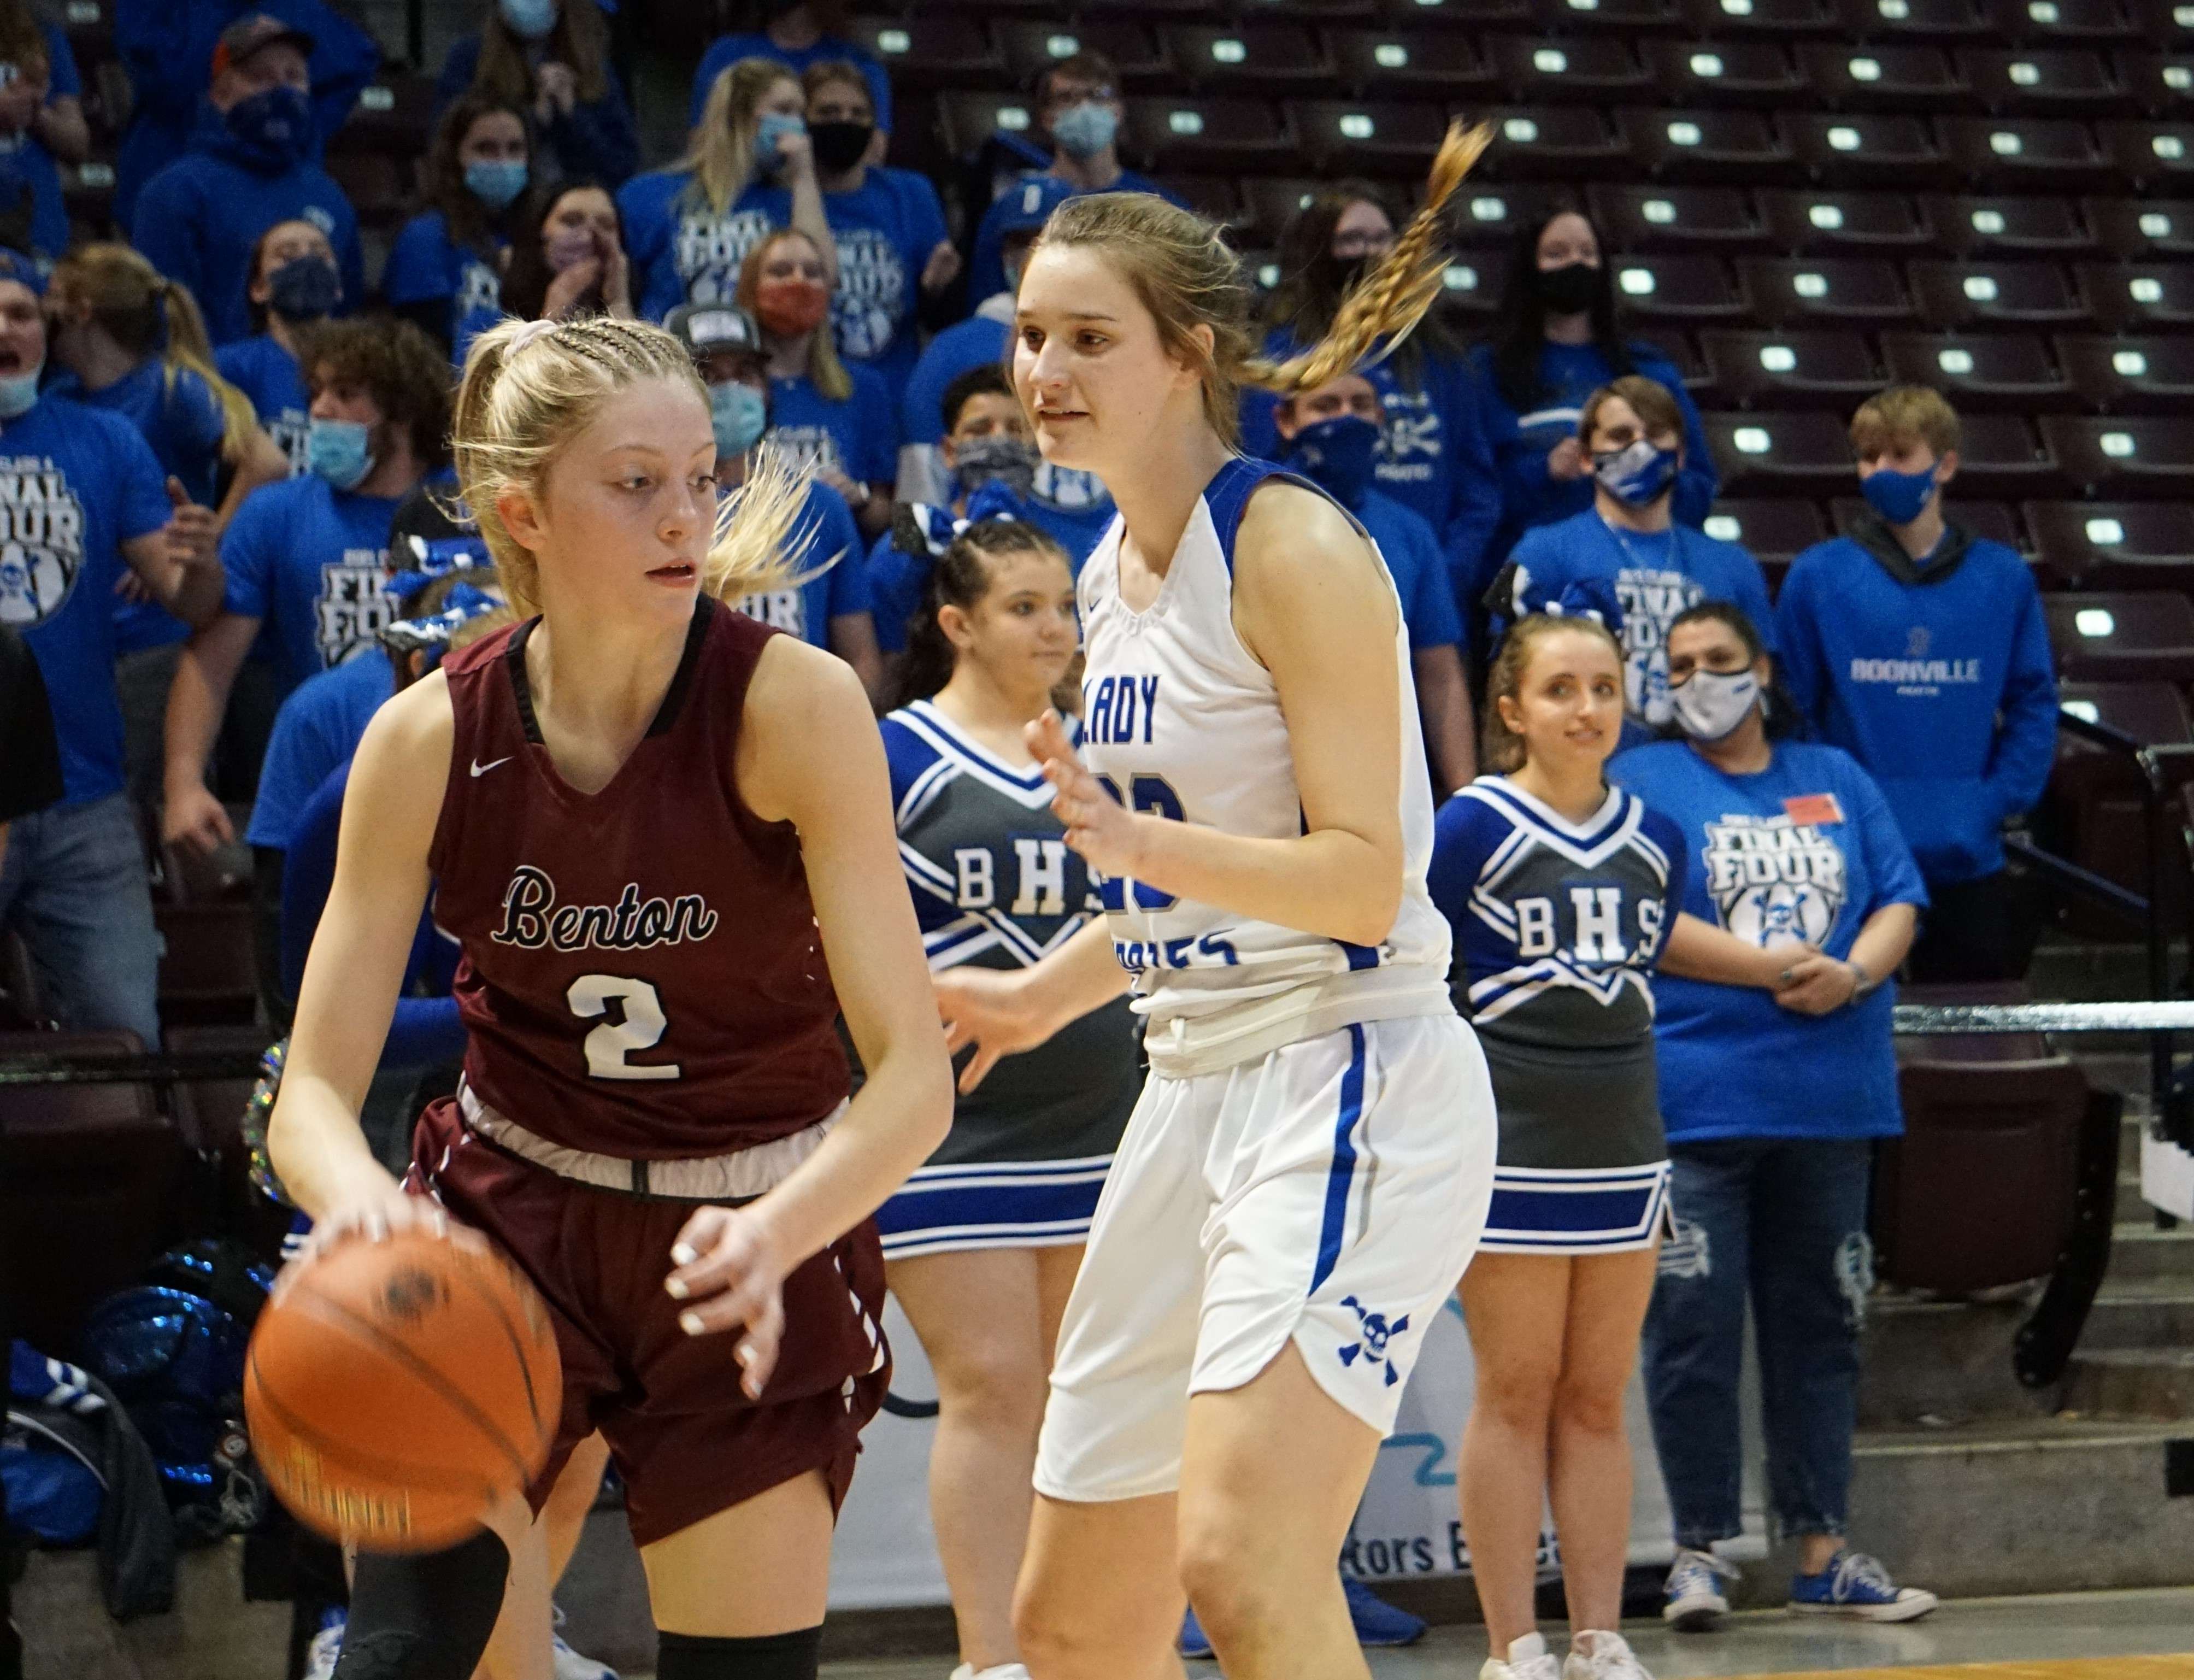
936, 128, 1499, 1680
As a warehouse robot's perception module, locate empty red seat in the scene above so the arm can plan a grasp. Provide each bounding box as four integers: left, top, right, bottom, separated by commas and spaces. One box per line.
1603, 254, 1752, 321
2042, 679, 2192, 929
1284, 99, 1449, 171
1702, 327, 1885, 406
1702, 498, 1833, 564
2027, 502, 2194, 588
1384, 0, 1537, 26
1881, 331, 2077, 408
1151, 173, 1243, 228
995, 22, 1171, 90
1994, 0, 2144, 40
1478, 107, 1631, 175
156, 903, 260, 1027
1923, 192, 2095, 254
1740, 256, 1917, 324
1799, 44, 1972, 110
2055, 334, 2194, 411
1618, 107, 1796, 179
2102, 121, 2194, 188
1702, 409, 1859, 491
937, 91, 1046, 160
332, 73, 436, 160
1757, 188, 1934, 251
1641, 39, 1809, 105
1444, 181, 1561, 248
1489, 34, 1654, 98
1931, 412, 2065, 494
2120, 55, 2194, 121
2084, 197, 2194, 259
850, 15, 1004, 89
1943, 116, 2115, 189
1679, 0, 1843, 32
1531, 0, 1688, 25
2130, 0, 2194, 45
1839, 0, 1995, 34
1239, 0, 1381, 18
1789, 112, 1950, 184
1589, 184, 1768, 250
2044, 590, 2194, 679
1960, 48, 2132, 116
1237, 175, 1334, 243
1167, 24, 1331, 89
2079, 261, 2194, 328
1328, 28, 1498, 97
2042, 416, 2194, 497
1126, 96, 1296, 169
1909, 258, 2092, 327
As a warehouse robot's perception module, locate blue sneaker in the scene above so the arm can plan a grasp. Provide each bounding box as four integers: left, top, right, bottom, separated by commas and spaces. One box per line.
1342, 1573, 1427, 1647
1663, 1547, 1737, 1631
1789, 1550, 1938, 1623
302, 1609, 345, 1680
1178, 1604, 1215, 1660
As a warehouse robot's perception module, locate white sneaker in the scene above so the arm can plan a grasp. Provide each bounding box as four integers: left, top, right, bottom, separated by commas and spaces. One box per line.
1663, 1547, 1739, 1631
949, 1666, 1032, 1680
302, 1612, 345, 1680
1481, 1630, 1562, 1680
1563, 1628, 1655, 1679
550, 1602, 620, 1679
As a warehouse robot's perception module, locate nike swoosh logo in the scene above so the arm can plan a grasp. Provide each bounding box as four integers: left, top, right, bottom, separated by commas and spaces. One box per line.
469, 756, 513, 778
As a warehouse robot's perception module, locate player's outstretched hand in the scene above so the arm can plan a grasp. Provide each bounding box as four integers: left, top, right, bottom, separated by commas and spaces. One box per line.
1772, 951, 1863, 1016
1028, 709, 1144, 882
663, 1207, 790, 1398
279, 1177, 486, 1295
934, 964, 1054, 1095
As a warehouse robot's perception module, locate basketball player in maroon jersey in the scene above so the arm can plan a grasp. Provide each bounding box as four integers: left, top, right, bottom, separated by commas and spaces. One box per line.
267, 313, 953, 1680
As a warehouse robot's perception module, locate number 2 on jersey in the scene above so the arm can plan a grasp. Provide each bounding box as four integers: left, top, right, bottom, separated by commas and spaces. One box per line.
1093, 773, 1183, 913
566, 974, 680, 1080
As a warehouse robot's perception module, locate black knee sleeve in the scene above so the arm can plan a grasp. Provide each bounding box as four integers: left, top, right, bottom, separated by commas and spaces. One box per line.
655, 1626, 824, 1680
331, 1529, 510, 1680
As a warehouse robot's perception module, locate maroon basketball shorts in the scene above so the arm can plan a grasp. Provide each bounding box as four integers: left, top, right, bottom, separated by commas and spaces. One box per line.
404, 1099, 889, 1547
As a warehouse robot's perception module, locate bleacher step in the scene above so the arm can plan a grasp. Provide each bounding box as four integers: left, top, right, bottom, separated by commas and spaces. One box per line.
2064, 1348, 2194, 1421
2103, 1223, 2194, 1283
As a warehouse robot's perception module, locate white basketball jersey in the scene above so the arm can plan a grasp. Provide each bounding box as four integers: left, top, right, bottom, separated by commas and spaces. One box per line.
1078, 456, 1454, 1076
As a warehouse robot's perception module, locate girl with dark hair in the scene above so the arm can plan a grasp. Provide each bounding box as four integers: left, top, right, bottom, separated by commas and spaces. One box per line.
498, 180, 634, 324
1607, 600, 1937, 1637
0, 0, 89, 259
877, 518, 1137, 1680
218, 219, 343, 474
437, 0, 638, 188
1468, 209, 1717, 564
385, 93, 536, 359
1245, 180, 1501, 609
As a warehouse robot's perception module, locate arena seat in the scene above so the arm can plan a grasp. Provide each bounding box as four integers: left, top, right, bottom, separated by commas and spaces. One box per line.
1329, 28, 1501, 96
2079, 261, 2194, 330
1701, 409, 1857, 491
1830, 495, 2029, 550
1702, 326, 1884, 406
1125, 96, 1296, 170
2056, 334, 2194, 410
2085, 197, 2194, 261
1881, 330, 2077, 408
322, 152, 408, 233
2027, 502, 2194, 588
1640, 39, 1811, 106
1739, 255, 1916, 324
1997, 0, 2145, 43
1444, 180, 1560, 246
1435, 256, 1501, 318
1490, 35, 1656, 99
1798, 43, 1973, 110
1387, 0, 1537, 30
166, 1024, 290, 1257
1909, 258, 2093, 328
1701, 497, 1832, 576
1617, 106, 1796, 180
1476, 107, 1630, 175
1943, 116, 2116, 191
1590, 185, 1768, 250
1166, 24, 1331, 89
154, 903, 260, 1029
1959, 48, 2133, 116
334, 73, 436, 162
1678, 0, 1844, 37
1789, 111, 1952, 185
2043, 590, 2194, 680
1151, 173, 1243, 228
851, 15, 1006, 90
1530, 0, 1691, 28
2103, 120, 2194, 189
1284, 98, 1449, 171
936, 91, 1044, 161
158, 837, 254, 906
1927, 411, 2064, 494
1605, 253, 1753, 321
2041, 680, 2194, 930
1925, 192, 2095, 255
2043, 416, 2194, 497
1248, 0, 1382, 19
1757, 188, 1934, 252
2120, 54, 2194, 120
1837, 0, 1997, 38
994, 20, 1170, 88
2131, 0, 2194, 45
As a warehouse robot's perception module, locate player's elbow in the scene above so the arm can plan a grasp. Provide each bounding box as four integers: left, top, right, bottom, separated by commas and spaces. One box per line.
1336, 877, 1405, 950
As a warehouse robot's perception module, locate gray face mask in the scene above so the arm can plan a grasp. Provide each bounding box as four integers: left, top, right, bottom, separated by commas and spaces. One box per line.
1670, 667, 1760, 743
953, 433, 1038, 501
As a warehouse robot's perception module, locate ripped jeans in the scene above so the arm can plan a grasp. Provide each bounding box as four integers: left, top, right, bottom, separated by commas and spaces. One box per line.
1640, 1137, 1874, 1552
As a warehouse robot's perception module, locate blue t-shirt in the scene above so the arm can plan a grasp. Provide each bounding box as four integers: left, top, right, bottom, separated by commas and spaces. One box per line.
131, 112, 366, 346
0, 396, 178, 804
1356, 490, 1462, 652
216, 334, 310, 475
219, 475, 403, 697
244, 644, 394, 849
1501, 509, 1777, 729
901, 309, 1009, 450
767, 365, 897, 488
1469, 338, 1716, 563
689, 33, 891, 132
617, 168, 791, 322
823, 167, 947, 402
0, 25, 81, 258
1608, 739, 1926, 1144
966, 168, 1180, 307
49, 360, 229, 656
433, 34, 639, 190
385, 208, 505, 362
725, 479, 868, 648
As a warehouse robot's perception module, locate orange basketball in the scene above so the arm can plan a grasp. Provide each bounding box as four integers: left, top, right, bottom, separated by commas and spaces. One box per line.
245, 1227, 563, 1553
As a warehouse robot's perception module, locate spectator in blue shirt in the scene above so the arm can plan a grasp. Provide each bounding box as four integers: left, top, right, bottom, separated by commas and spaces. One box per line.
163, 319, 451, 856
1491, 375, 1773, 736
740, 226, 895, 538
1273, 368, 1476, 796
964, 52, 1181, 307
435, 0, 638, 191
691, 0, 891, 139
496, 179, 634, 325
664, 299, 881, 698
618, 55, 833, 323
215, 216, 340, 474
1608, 599, 1939, 1635
803, 60, 957, 406
130, 13, 367, 346
0, 4, 90, 259
111, 0, 377, 228
0, 251, 226, 1044
385, 93, 534, 361
1469, 208, 1716, 568
1244, 181, 1501, 627
1777, 385, 2058, 983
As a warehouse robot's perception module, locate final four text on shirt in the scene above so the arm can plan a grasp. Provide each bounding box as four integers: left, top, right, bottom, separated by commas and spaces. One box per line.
0, 461, 86, 626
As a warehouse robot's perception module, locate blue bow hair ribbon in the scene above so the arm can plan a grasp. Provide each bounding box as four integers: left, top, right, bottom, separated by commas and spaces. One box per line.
380, 583, 504, 664
385, 538, 492, 608
1543, 575, 1626, 637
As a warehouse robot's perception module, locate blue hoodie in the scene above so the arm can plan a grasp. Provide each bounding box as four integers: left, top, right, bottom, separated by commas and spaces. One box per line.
1776, 514, 2058, 888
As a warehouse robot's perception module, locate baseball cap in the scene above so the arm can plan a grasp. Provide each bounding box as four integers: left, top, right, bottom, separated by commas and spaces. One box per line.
663, 303, 764, 362
993, 172, 1077, 237
211, 14, 316, 81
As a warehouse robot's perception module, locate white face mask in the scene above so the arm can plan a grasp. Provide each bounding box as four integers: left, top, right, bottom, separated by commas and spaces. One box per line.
1671, 667, 1758, 743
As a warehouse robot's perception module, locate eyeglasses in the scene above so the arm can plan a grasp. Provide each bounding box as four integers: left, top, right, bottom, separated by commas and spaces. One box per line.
1044, 83, 1117, 106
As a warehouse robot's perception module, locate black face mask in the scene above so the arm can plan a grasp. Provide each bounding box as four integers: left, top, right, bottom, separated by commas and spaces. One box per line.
1534, 260, 1601, 316
1316, 250, 1370, 296
808, 120, 873, 172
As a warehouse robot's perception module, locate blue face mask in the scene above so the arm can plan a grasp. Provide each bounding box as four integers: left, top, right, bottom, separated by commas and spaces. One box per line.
1286, 414, 1380, 508
1050, 101, 1119, 162
223, 84, 314, 172
464, 158, 528, 211
497, 0, 558, 39
1591, 437, 1681, 507
754, 113, 805, 173
1861, 461, 1939, 527
307, 417, 375, 491
708, 380, 767, 458
0, 356, 42, 419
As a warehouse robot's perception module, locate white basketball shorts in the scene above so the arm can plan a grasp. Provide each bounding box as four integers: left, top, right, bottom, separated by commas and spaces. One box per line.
1033, 1012, 1497, 1503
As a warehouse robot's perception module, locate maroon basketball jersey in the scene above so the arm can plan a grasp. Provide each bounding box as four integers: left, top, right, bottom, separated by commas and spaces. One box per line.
428, 596, 849, 1160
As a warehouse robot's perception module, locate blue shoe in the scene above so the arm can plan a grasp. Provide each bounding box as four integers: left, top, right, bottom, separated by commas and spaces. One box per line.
1789, 1550, 1938, 1623
1342, 1573, 1427, 1647
1663, 1547, 1737, 1632
1178, 1604, 1215, 1660
302, 1609, 345, 1680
